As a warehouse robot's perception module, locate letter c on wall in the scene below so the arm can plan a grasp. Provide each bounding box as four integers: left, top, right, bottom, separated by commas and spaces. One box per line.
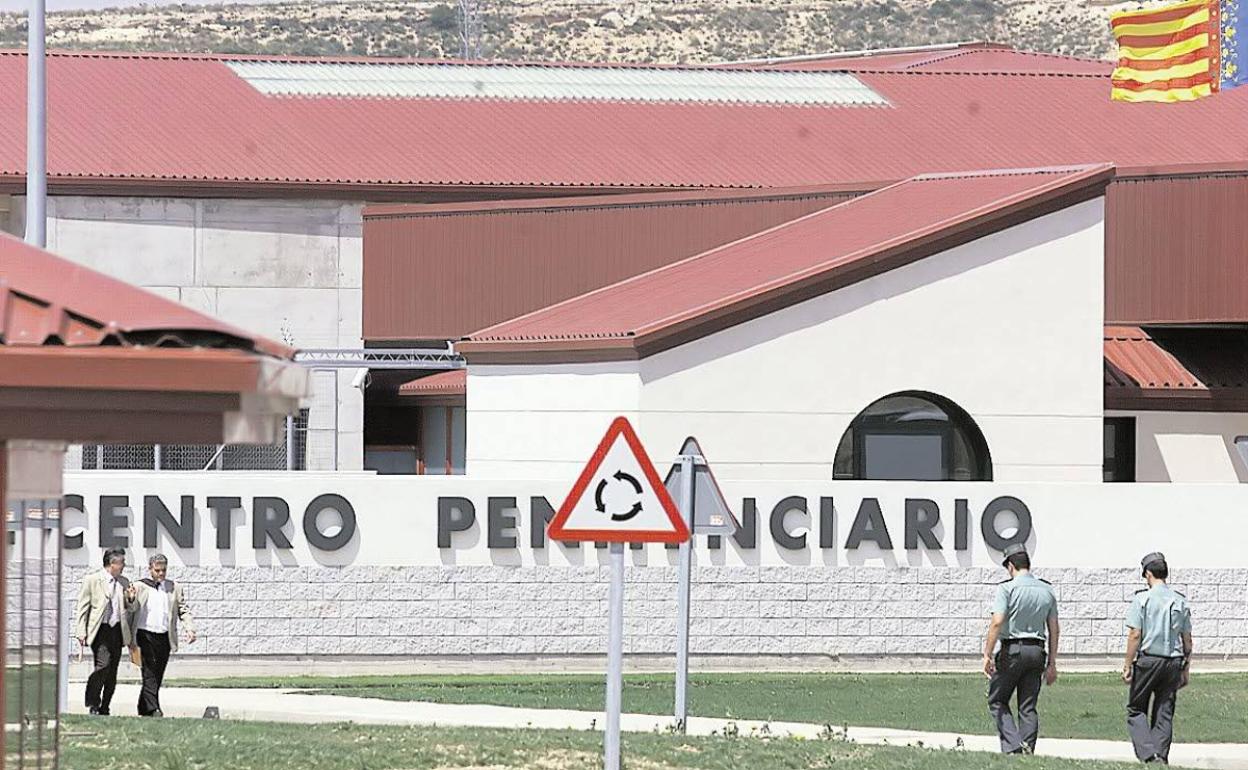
770, 496, 808, 550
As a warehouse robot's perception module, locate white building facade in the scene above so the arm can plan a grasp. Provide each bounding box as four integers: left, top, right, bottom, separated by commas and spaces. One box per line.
50, 167, 1248, 663
466, 199, 1106, 483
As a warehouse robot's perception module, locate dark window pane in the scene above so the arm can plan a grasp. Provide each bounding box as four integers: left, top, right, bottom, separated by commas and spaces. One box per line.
863, 433, 945, 480
835, 391, 991, 481
1103, 417, 1136, 482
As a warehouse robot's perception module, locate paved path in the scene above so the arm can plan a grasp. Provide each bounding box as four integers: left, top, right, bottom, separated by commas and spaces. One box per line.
71, 656, 1248, 679
71, 685, 1248, 769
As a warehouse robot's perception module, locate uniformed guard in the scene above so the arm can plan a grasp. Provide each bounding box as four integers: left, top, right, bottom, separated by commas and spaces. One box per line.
1122, 552, 1193, 765
982, 543, 1060, 755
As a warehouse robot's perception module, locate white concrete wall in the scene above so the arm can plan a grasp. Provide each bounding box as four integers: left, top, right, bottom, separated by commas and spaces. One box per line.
470, 199, 1106, 483
10, 195, 364, 470
468, 362, 641, 479
1120, 410, 1248, 483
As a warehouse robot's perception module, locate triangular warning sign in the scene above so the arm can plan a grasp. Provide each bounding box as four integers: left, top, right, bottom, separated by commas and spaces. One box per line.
663, 437, 739, 536
549, 416, 690, 544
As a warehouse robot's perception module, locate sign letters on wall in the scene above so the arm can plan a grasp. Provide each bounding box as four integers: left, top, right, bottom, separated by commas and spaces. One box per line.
57, 488, 1032, 559
62, 493, 358, 552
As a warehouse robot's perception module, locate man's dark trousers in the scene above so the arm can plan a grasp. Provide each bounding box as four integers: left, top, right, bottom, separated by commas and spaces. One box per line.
85, 623, 122, 714
136, 629, 172, 716
988, 640, 1046, 753
1127, 654, 1184, 762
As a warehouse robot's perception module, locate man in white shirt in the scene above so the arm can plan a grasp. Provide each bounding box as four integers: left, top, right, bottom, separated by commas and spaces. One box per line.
132, 553, 197, 716
74, 548, 137, 715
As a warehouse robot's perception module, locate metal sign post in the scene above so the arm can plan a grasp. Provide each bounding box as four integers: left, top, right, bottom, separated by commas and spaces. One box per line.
674, 451, 695, 730
605, 541, 625, 770
664, 437, 739, 733
547, 417, 689, 770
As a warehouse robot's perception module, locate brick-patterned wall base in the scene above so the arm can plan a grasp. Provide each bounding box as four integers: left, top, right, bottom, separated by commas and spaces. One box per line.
57, 566, 1248, 658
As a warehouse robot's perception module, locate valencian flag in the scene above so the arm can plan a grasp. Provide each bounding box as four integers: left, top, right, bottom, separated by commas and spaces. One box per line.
1111, 0, 1245, 102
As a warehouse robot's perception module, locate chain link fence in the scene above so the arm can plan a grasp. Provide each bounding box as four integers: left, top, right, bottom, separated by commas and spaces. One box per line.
77, 409, 310, 471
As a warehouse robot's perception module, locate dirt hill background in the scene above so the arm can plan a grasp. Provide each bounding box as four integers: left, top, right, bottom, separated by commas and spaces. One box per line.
0, 0, 1150, 62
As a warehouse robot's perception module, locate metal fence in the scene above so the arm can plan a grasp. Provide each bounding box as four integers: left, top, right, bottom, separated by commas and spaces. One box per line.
66, 349, 463, 473
4, 497, 62, 768
78, 410, 310, 471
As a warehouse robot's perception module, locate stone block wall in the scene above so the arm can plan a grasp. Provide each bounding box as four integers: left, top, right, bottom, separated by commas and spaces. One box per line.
6, 558, 61, 655
58, 566, 1248, 659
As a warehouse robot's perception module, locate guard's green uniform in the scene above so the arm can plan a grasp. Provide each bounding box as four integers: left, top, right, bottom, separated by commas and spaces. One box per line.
1126, 580, 1192, 763
988, 570, 1057, 754
993, 574, 1057, 640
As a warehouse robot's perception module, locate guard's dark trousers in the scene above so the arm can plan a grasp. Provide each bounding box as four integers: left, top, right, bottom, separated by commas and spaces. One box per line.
1127, 654, 1184, 762
988, 641, 1046, 753
135, 629, 172, 716
85, 623, 123, 714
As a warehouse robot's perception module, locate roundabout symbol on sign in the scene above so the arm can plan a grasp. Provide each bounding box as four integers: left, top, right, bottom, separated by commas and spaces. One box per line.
596, 470, 644, 521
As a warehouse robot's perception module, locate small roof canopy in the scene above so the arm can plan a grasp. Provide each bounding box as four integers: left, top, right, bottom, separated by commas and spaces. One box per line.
0, 233, 307, 445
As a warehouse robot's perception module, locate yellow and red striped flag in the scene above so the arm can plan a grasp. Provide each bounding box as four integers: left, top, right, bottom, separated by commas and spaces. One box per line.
1110, 0, 1221, 102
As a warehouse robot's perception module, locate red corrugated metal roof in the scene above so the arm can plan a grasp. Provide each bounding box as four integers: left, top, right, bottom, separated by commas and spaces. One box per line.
0, 50, 1243, 191
1103, 325, 1248, 410
1104, 326, 1202, 390
1104, 326, 1248, 390
363, 185, 858, 342
460, 165, 1113, 360
0, 232, 293, 359
397, 369, 466, 396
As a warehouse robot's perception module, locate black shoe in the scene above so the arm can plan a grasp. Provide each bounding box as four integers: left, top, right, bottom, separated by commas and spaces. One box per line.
152, 709, 163, 717
88, 707, 100, 716
97, 709, 110, 716
1146, 756, 1168, 765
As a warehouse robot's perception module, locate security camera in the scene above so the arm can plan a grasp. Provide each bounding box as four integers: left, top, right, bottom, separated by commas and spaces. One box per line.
351, 368, 370, 390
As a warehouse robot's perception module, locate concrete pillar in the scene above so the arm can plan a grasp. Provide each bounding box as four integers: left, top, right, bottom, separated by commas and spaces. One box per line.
337, 369, 365, 471
4, 440, 65, 499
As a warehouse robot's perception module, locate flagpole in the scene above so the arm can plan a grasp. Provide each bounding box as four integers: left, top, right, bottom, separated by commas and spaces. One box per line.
26, 0, 47, 247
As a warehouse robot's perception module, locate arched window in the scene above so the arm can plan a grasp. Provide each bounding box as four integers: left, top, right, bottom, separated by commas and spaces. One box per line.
833, 391, 992, 481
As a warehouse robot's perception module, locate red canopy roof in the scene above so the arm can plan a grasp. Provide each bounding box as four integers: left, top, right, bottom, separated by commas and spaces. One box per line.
1104, 325, 1248, 410
0, 233, 306, 444
0, 50, 1243, 192
0, 232, 292, 359
459, 165, 1113, 362
397, 369, 467, 398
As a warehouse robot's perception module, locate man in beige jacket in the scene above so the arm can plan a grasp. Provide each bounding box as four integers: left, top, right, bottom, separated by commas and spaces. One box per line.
75, 548, 137, 715
132, 553, 197, 716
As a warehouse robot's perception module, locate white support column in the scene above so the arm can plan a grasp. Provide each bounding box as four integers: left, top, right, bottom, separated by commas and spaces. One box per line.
24, 0, 46, 248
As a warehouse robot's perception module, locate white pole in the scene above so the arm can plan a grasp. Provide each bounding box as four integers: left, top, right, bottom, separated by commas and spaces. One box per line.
605, 542, 625, 770
674, 454, 695, 731
333, 373, 340, 471
58, 573, 69, 715
25, 0, 46, 247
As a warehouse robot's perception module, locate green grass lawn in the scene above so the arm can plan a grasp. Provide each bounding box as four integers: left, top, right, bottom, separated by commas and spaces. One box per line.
60, 714, 1145, 770
168, 672, 1248, 744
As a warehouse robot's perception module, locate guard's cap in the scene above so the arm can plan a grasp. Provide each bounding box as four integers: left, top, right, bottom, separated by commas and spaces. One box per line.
1001, 542, 1028, 566
1140, 552, 1166, 574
